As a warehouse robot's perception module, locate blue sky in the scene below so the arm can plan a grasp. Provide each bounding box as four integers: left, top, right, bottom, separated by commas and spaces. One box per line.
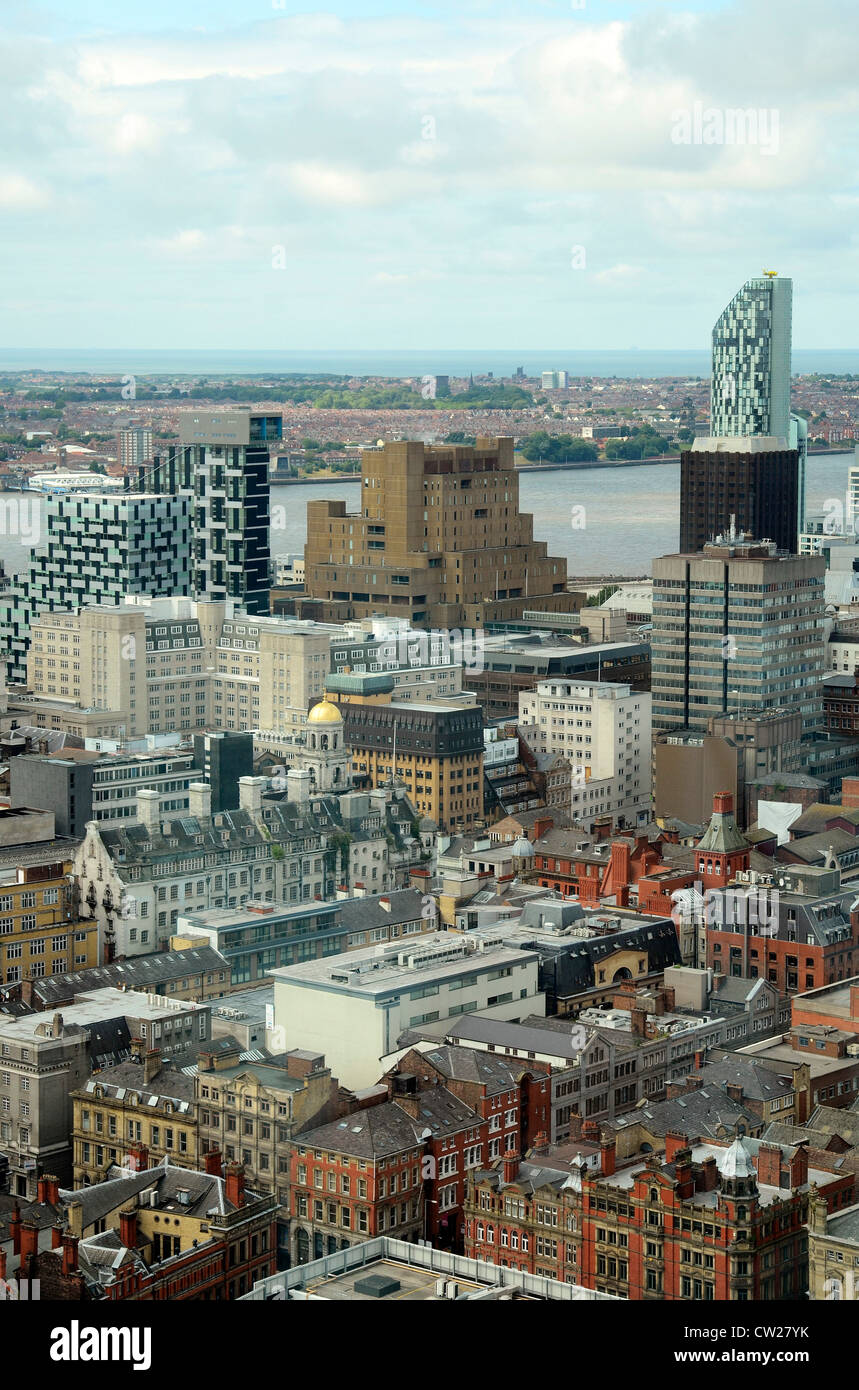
2, 0, 857, 352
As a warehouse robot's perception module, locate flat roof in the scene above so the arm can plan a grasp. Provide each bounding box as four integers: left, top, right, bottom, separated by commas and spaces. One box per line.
270, 935, 538, 1000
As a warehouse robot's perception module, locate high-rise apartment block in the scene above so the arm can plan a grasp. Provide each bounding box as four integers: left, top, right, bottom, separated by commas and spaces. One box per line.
118, 424, 154, 469
651, 540, 825, 736
0, 492, 191, 683
143, 410, 279, 614
707, 272, 806, 533
710, 274, 792, 440
303, 438, 576, 630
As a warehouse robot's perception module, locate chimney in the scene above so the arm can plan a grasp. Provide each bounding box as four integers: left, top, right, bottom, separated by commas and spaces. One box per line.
51, 1226, 63, 1250
631, 1006, 648, 1038
531, 1132, 550, 1156
10, 1204, 21, 1255
502, 1151, 519, 1185
756, 1142, 783, 1188
698, 1156, 719, 1193
789, 1146, 808, 1189
713, 792, 734, 816
37, 1176, 49, 1204
725, 1081, 744, 1103
119, 1206, 138, 1249
665, 1131, 690, 1164
600, 1137, 616, 1177
43, 1175, 59, 1206
143, 1048, 161, 1086
285, 768, 311, 805
224, 1162, 246, 1209
694, 1049, 704, 1070
582, 1119, 600, 1143
136, 788, 162, 834
20, 1219, 39, 1262
204, 1146, 223, 1177
239, 776, 268, 817
127, 1142, 149, 1172
673, 1147, 695, 1199
61, 1234, 79, 1276
188, 782, 212, 821
850, 986, 859, 1021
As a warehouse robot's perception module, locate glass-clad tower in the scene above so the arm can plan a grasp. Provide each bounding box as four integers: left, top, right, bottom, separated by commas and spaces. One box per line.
710, 274, 792, 438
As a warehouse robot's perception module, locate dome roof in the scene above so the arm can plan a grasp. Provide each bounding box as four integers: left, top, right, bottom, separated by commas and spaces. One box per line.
307, 699, 343, 725
511, 837, 533, 857
716, 1137, 755, 1180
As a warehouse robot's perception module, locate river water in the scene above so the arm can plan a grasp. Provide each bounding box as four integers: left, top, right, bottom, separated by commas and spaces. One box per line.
1, 453, 854, 581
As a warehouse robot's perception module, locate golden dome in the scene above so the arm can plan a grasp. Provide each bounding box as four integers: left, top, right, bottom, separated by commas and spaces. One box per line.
307, 699, 343, 725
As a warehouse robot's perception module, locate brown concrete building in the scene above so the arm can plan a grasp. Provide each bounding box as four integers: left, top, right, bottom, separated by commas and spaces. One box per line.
303, 437, 578, 629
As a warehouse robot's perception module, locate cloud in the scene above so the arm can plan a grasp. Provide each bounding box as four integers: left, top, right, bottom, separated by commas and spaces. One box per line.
1, 0, 858, 347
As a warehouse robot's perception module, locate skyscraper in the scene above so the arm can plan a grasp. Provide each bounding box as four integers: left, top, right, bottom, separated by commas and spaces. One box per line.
0, 492, 192, 683
710, 273, 792, 439
685, 272, 806, 541
651, 538, 825, 737
143, 410, 278, 615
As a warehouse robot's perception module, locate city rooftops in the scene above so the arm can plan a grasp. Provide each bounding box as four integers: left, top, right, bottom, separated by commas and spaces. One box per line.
240, 1237, 617, 1301
0, 987, 205, 1041
269, 933, 537, 999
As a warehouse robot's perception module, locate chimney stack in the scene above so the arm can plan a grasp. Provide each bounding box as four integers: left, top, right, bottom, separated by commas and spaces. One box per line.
51, 1226, 63, 1250
127, 1142, 149, 1172
224, 1162, 246, 1209
599, 1136, 616, 1177
188, 782, 212, 821
665, 1131, 691, 1164
10, 1204, 21, 1255
143, 1048, 161, 1086
119, 1206, 138, 1249
502, 1151, 519, 1185
19, 1219, 39, 1263
135, 788, 162, 834
204, 1146, 223, 1177
61, 1234, 79, 1276
239, 776, 268, 818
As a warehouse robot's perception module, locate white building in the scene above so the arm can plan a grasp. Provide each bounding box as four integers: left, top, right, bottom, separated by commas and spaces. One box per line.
270, 933, 545, 1089
518, 679, 651, 827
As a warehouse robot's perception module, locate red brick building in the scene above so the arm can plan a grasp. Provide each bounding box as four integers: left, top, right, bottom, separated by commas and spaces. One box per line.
5, 1157, 276, 1301
288, 1083, 490, 1263
464, 1130, 853, 1299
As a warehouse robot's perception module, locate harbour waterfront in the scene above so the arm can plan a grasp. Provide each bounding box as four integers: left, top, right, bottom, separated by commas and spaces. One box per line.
0, 452, 854, 580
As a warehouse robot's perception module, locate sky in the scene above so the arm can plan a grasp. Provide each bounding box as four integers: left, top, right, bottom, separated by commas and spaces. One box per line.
2, 0, 858, 353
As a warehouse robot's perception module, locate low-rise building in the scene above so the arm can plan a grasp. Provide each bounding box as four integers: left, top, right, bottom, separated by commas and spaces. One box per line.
71, 1045, 197, 1186
270, 934, 545, 1090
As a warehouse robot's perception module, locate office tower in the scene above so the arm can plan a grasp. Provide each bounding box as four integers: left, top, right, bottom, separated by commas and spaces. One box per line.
679, 437, 799, 553
338, 696, 485, 831
710, 273, 792, 439
143, 409, 278, 614
541, 370, 569, 390
0, 492, 192, 683
651, 538, 825, 737
118, 424, 154, 469
303, 437, 576, 630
